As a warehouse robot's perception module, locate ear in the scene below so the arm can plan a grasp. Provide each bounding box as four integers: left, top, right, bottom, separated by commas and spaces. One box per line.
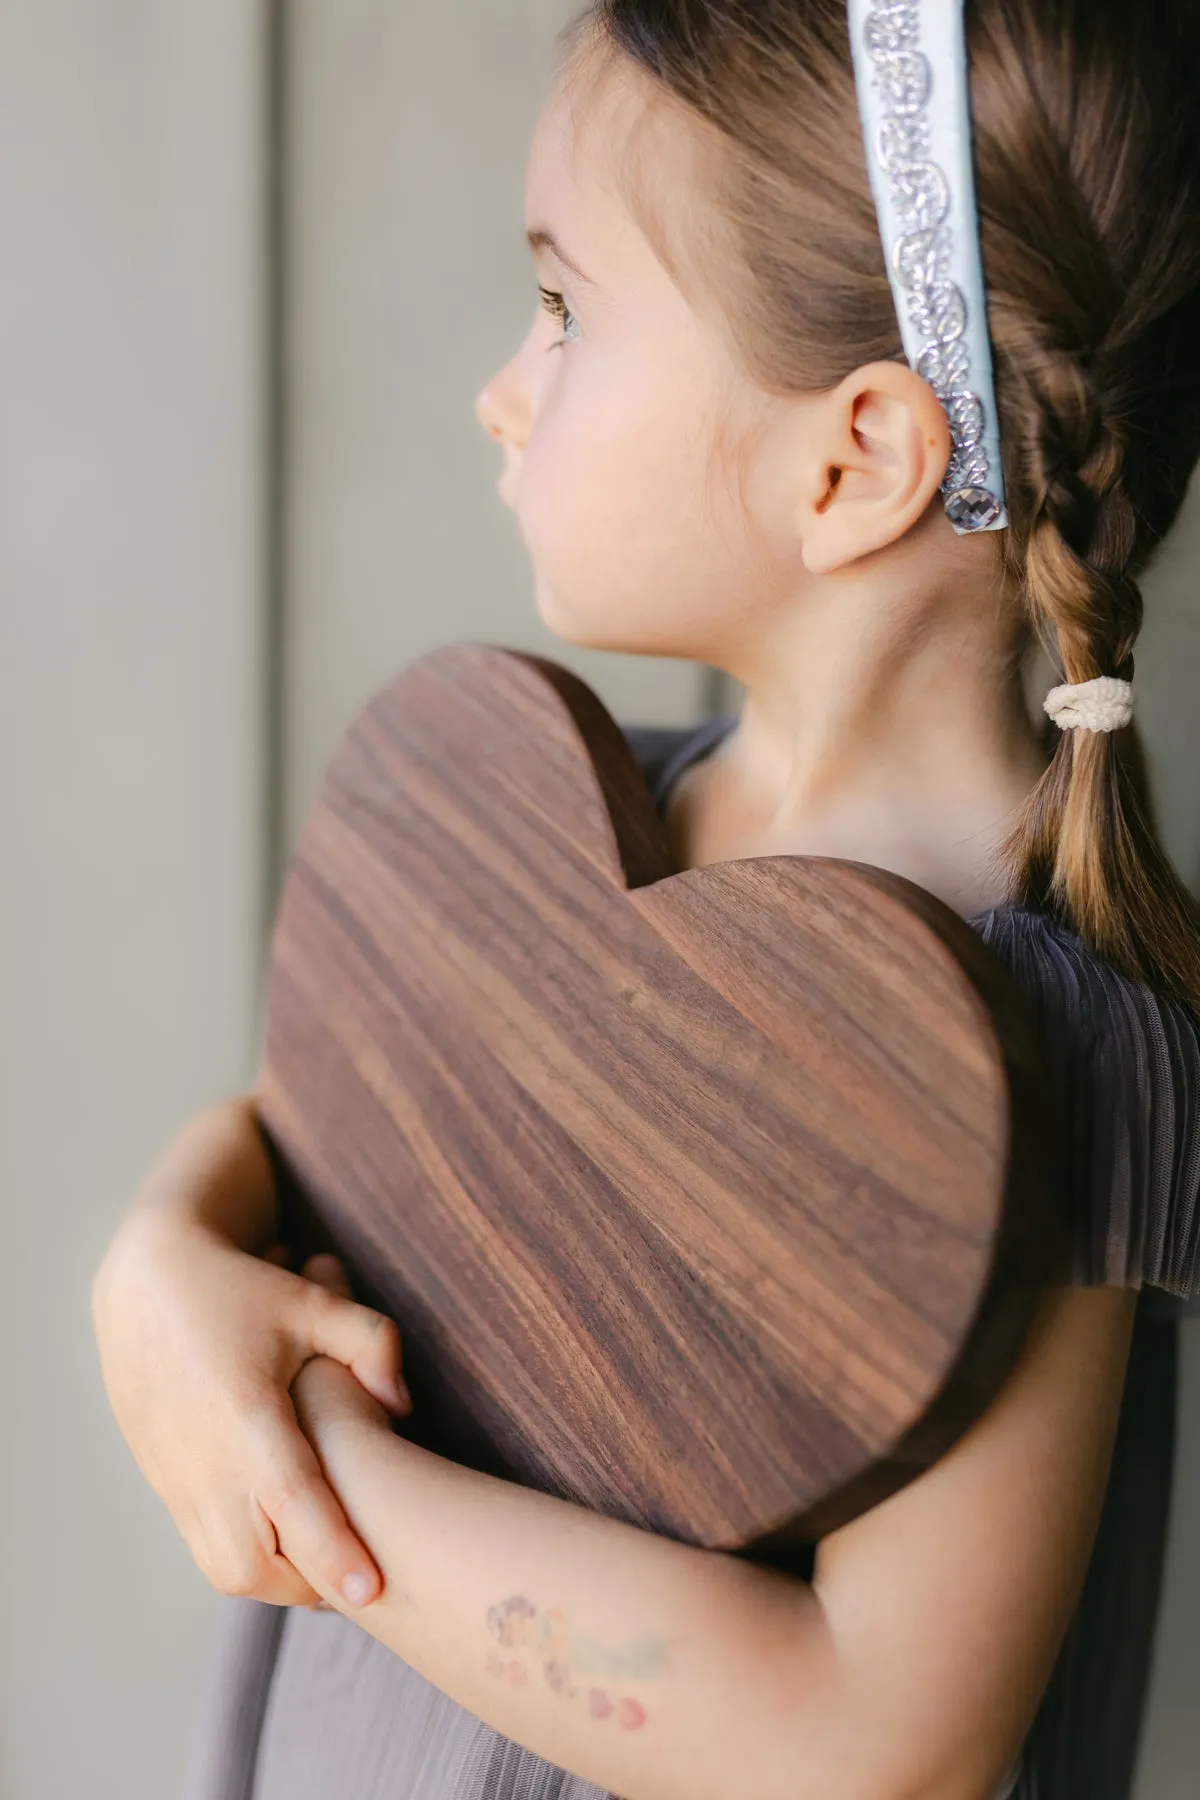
797, 362, 953, 574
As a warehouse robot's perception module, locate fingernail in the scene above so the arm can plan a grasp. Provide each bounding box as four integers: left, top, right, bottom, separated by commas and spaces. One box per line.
341, 1571, 374, 1608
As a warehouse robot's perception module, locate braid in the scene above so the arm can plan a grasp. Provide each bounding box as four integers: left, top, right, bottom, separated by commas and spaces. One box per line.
1002, 353, 1200, 1002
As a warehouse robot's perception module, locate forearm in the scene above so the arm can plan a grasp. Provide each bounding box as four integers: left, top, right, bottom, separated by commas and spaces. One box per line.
109, 1094, 279, 1260
287, 1362, 843, 1800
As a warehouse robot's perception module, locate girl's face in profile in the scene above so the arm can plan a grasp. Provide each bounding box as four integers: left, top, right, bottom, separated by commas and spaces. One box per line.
475, 50, 808, 669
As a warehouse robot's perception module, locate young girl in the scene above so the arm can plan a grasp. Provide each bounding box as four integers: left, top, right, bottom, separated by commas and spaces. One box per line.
91, 3, 1200, 1798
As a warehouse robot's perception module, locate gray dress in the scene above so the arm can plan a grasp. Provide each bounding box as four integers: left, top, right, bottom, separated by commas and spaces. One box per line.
182, 717, 1200, 1800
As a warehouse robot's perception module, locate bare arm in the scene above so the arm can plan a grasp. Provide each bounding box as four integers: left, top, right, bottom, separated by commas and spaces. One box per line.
810, 1281, 1137, 1800
100, 1093, 279, 1262
281, 1280, 1137, 1800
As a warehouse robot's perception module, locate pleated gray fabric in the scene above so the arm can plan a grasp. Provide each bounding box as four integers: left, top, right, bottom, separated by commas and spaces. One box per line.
181, 716, 1200, 1800
971, 908, 1200, 1299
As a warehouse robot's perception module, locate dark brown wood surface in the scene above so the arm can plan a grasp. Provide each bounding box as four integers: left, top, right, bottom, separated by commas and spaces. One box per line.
256, 641, 1068, 1553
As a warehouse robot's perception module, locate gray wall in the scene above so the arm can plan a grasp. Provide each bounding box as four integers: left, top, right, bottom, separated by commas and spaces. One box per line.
0, 4, 268, 1798
1, 5, 1195, 1798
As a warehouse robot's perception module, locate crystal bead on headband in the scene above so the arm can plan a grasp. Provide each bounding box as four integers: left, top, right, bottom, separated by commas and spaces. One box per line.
847, 0, 1009, 534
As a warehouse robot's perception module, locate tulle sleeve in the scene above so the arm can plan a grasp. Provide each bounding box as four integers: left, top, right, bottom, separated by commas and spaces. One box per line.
975, 907, 1200, 1314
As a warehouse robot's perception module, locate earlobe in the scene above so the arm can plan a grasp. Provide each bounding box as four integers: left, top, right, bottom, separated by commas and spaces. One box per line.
800, 363, 952, 574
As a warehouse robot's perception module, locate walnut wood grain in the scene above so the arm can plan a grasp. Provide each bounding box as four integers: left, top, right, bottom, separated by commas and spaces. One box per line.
257, 642, 1067, 1552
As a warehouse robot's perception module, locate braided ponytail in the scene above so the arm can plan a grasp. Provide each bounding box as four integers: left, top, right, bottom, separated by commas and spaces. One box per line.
999, 356, 1200, 1004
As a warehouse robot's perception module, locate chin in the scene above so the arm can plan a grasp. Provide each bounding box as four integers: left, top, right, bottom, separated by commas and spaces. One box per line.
532, 578, 599, 647
532, 574, 677, 659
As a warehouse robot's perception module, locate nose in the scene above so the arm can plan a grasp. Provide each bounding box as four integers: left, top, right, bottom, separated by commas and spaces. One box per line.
475, 384, 505, 441
475, 357, 528, 453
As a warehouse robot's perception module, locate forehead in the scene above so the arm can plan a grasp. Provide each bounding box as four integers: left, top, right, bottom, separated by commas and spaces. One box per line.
523, 43, 674, 278
526, 49, 634, 224
524, 38, 730, 329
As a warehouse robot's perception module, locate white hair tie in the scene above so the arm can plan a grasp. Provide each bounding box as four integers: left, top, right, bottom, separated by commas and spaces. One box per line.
1044, 677, 1135, 733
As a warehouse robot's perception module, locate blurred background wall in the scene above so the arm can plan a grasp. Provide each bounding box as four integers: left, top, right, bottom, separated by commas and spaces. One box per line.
0, 4, 1195, 1797
1, 5, 269, 1798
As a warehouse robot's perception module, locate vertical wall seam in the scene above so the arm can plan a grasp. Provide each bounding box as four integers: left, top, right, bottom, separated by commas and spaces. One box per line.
249, 0, 289, 1063
261, 0, 289, 980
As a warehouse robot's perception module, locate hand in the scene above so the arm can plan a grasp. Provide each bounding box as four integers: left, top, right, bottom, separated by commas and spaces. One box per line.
92, 1179, 413, 1613
277, 1250, 396, 1610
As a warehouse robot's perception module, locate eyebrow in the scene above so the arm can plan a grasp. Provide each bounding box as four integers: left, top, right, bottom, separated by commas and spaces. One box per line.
525, 226, 598, 289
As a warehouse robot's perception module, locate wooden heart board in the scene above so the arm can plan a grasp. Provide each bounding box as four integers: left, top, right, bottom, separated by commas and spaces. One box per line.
256, 642, 1067, 1553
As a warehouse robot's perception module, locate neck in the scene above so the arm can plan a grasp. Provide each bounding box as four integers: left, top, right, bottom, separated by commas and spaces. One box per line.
701, 560, 1048, 917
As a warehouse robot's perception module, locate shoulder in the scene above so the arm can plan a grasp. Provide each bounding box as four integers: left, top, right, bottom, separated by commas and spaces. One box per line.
620, 724, 696, 798
970, 906, 1200, 1308
620, 717, 736, 813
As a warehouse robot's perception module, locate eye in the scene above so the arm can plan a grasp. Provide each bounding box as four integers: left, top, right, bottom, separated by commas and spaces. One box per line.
538, 285, 581, 346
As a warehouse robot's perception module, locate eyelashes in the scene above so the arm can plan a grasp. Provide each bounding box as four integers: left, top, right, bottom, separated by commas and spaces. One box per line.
537, 285, 581, 345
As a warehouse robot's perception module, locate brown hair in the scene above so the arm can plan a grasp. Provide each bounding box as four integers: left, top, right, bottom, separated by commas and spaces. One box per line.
559, 0, 1200, 1011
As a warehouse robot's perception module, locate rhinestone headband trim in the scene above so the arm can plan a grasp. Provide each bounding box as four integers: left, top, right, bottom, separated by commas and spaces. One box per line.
847, 0, 1009, 534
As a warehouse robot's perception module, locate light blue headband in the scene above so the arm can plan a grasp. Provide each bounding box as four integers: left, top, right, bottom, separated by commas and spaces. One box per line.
847, 0, 1009, 534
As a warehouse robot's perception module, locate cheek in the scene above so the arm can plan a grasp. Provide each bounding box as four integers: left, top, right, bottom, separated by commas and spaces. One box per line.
513, 353, 748, 652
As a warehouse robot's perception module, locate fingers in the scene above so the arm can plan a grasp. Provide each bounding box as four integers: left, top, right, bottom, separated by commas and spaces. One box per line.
187, 1493, 327, 1610
249, 1489, 280, 1559
252, 1556, 329, 1609
302, 1253, 352, 1298
248, 1398, 384, 1610
246, 1493, 328, 1608
269, 1252, 410, 1416
302, 1277, 412, 1419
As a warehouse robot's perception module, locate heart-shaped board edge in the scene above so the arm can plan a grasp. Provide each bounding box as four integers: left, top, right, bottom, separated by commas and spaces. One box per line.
256, 642, 1071, 1553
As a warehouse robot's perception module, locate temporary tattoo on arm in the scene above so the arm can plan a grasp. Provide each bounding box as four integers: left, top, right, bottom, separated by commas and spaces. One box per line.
482, 1594, 664, 1730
